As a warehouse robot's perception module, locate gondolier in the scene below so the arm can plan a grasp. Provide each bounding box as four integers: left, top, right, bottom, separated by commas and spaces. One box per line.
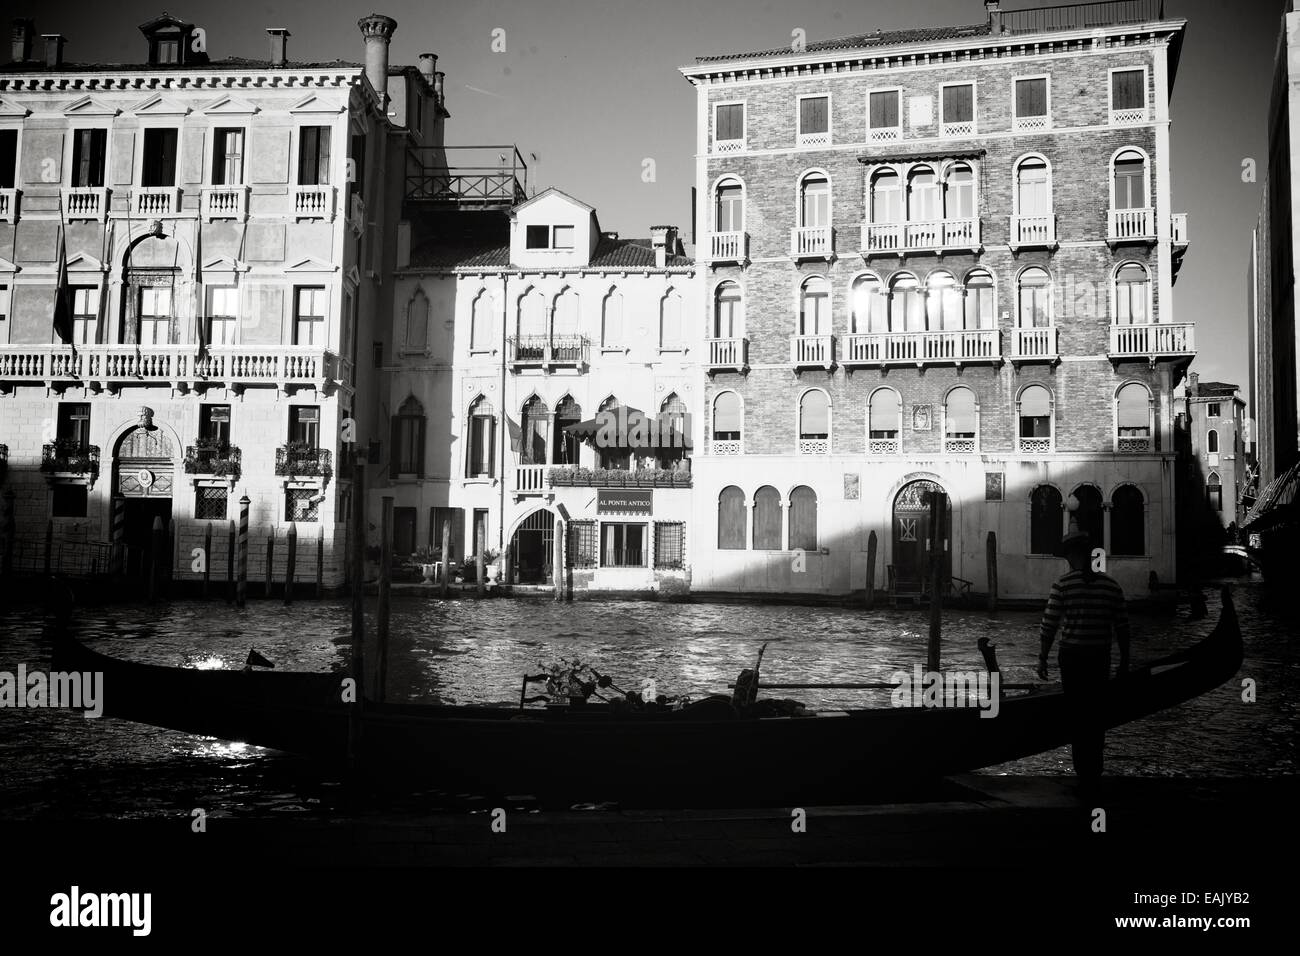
1037, 529, 1131, 788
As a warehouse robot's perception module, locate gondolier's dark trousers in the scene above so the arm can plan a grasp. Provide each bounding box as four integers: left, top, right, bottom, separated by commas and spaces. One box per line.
1058, 645, 1111, 779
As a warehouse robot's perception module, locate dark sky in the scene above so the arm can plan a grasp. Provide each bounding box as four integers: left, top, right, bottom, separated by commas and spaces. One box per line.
7, 0, 1286, 392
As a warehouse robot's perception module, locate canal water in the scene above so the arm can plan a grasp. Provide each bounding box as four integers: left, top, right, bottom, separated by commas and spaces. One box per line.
0, 581, 1294, 818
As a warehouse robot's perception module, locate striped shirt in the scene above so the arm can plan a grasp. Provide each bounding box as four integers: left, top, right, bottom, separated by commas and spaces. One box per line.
1039, 570, 1131, 653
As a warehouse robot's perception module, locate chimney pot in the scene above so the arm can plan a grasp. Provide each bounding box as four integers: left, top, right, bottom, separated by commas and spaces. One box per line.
41, 33, 65, 68
267, 28, 290, 67
649, 225, 676, 268
985, 0, 1003, 34
357, 14, 398, 110
11, 17, 34, 63
434, 71, 445, 103
418, 52, 437, 79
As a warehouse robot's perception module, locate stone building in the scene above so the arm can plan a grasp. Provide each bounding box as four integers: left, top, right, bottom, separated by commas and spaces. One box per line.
679, 0, 1191, 599
0, 12, 445, 588
1180, 376, 1248, 529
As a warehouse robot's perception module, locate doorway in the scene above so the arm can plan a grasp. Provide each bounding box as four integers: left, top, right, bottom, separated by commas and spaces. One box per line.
393, 507, 417, 556
121, 497, 172, 583
892, 479, 951, 593
511, 509, 554, 584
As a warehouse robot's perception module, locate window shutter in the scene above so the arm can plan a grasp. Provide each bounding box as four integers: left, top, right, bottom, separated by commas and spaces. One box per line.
1114, 70, 1143, 110
317, 128, 332, 185
298, 127, 315, 185
718, 487, 746, 550
451, 508, 465, 562
800, 97, 828, 134
788, 487, 818, 551
717, 104, 742, 140
159, 129, 177, 186
1017, 79, 1046, 116
753, 488, 782, 550
389, 417, 401, 479
870, 91, 898, 128
416, 417, 426, 478
943, 85, 973, 123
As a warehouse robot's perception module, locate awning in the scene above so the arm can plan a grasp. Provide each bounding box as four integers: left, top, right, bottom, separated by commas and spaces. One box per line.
1242, 460, 1300, 533
563, 406, 692, 449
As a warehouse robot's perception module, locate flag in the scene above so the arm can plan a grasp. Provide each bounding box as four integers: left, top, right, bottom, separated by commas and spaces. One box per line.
505, 413, 522, 453
193, 221, 205, 358
52, 226, 74, 348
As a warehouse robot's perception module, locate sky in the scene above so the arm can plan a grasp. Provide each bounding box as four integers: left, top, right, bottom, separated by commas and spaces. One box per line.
9, 0, 1286, 392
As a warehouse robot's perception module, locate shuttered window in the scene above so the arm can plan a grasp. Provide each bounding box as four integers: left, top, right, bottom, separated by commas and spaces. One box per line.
716, 104, 744, 141
788, 486, 817, 552
869, 90, 900, 130
799, 96, 829, 134
1112, 70, 1144, 111
70, 129, 106, 188
718, 486, 746, 550
298, 126, 331, 185
1015, 78, 1048, 118
141, 128, 178, 187
942, 84, 974, 123
753, 486, 782, 550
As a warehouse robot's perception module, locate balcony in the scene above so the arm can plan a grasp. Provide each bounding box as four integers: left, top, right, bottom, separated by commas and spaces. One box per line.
861, 219, 980, 258
1009, 215, 1057, 251
62, 187, 108, 222
709, 231, 749, 265
293, 185, 335, 220
1117, 436, 1152, 454
514, 464, 549, 496
790, 333, 834, 370
506, 335, 590, 371
41, 440, 100, 479
841, 329, 1000, 368
1002, 0, 1165, 33
547, 466, 692, 489
0, 344, 346, 394
201, 185, 249, 222
706, 337, 748, 373
0, 188, 18, 223
1010, 327, 1059, 364
275, 443, 332, 481
1171, 213, 1189, 246
132, 187, 181, 218
1108, 322, 1195, 363
183, 441, 242, 481
790, 225, 834, 261
1108, 207, 1155, 245
405, 145, 529, 207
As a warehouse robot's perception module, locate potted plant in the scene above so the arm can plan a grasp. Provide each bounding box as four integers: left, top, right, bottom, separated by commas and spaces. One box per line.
549, 467, 572, 487
410, 545, 441, 584
571, 466, 593, 486
484, 548, 503, 584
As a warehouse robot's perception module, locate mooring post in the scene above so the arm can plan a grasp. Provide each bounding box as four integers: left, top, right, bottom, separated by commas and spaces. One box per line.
986, 530, 999, 614
865, 529, 878, 610
265, 534, 274, 598
927, 491, 945, 673
315, 524, 324, 599
202, 521, 213, 599
284, 521, 297, 605
1, 489, 15, 581
110, 495, 125, 575
503, 540, 514, 587
43, 518, 53, 575
476, 522, 486, 597
552, 519, 563, 601
440, 518, 451, 598
348, 462, 365, 766
149, 515, 164, 603
236, 495, 250, 608
167, 517, 177, 598
226, 519, 235, 603
377, 497, 393, 702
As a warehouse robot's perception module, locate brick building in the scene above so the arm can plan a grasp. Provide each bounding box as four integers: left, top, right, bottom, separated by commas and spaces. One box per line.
680, 0, 1191, 599
0, 12, 445, 588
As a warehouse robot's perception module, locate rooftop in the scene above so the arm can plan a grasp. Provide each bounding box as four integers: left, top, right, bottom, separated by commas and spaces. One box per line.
408, 235, 694, 271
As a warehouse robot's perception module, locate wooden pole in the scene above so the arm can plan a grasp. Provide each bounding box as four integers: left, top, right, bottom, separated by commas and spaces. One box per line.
110, 495, 125, 575
315, 525, 324, 599
926, 491, 945, 673
377, 496, 393, 702
226, 519, 236, 604
148, 515, 164, 603
986, 530, 999, 614
236, 495, 249, 608
503, 539, 514, 586
440, 518, 451, 598
284, 521, 297, 605
476, 521, 486, 597
348, 462, 365, 766
264, 534, 274, 598
202, 521, 212, 599
865, 529, 878, 610
1, 490, 15, 581
167, 517, 177, 598
552, 519, 563, 601
43, 518, 53, 575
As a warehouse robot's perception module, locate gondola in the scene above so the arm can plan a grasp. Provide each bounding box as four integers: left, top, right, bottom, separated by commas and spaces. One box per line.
51, 588, 1243, 806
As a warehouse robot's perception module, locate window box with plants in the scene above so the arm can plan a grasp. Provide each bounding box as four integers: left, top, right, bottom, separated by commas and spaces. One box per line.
184, 438, 242, 481
275, 441, 333, 482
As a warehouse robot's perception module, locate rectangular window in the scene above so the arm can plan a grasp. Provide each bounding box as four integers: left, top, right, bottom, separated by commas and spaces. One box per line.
373, 341, 383, 367
137, 288, 171, 345
57, 403, 91, 447
350, 134, 366, 197
869, 90, 901, 138
294, 287, 327, 346
285, 488, 320, 523
715, 103, 744, 144
396, 415, 423, 476
467, 414, 495, 477
52, 484, 88, 518
195, 485, 228, 520
70, 129, 107, 188
206, 286, 238, 345
430, 507, 464, 561
297, 126, 331, 185
1112, 69, 1145, 111
1208, 403, 1221, 418
156, 38, 180, 64
567, 520, 598, 569
71, 287, 99, 345
798, 95, 829, 144
1014, 77, 1049, 127
552, 225, 575, 249
0, 129, 16, 189
141, 128, 178, 187
653, 522, 685, 570
1020, 285, 1051, 328
200, 404, 232, 446
211, 128, 244, 185
942, 84, 975, 126
601, 523, 646, 568
393, 507, 418, 556
289, 406, 320, 447
525, 224, 549, 249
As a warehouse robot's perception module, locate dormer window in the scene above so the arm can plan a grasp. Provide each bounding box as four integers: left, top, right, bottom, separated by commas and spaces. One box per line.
139, 14, 207, 68
156, 37, 180, 64
525, 224, 574, 250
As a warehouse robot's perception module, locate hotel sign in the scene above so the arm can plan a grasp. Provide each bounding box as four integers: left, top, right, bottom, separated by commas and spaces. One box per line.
597, 489, 653, 515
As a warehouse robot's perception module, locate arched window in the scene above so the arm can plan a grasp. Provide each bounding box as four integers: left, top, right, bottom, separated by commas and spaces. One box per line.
393, 395, 426, 478
870, 169, 902, 224
601, 291, 623, 348
466, 396, 496, 478
800, 174, 831, 228
471, 291, 494, 351
517, 289, 545, 338
658, 392, 689, 469
714, 281, 742, 339
1112, 485, 1146, 556
1113, 149, 1147, 210
908, 166, 940, 223
788, 486, 818, 551
713, 392, 742, 451
1019, 384, 1053, 451
851, 274, 887, 334
889, 274, 924, 332
964, 269, 995, 330
753, 486, 782, 550
1115, 263, 1150, 325
553, 395, 582, 465
868, 388, 901, 451
1031, 485, 1063, 555
718, 486, 747, 550
944, 387, 977, 451
598, 395, 627, 470
1073, 485, 1104, 551
715, 178, 743, 232
1206, 472, 1223, 512
1207, 429, 1219, 454
799, 390, 830, 451
945, 163, 975, 220
659, 290, 683, 349
799, 276, 831, 335
1117, 382, 1152, 450
1015, 157, 1051, 217
1018, 267, 1052, 328
926, 272, 962, 331
519, 395, 550, 465
405, 289, 429, 350
552, 289, 579, 338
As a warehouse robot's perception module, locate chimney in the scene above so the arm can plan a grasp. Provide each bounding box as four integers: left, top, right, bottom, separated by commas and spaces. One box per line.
11, 18, 34, 62
602, 231, 619, 241
42, 33, 66, 68
1189, 372, 1199, 397
650, 225, 676, 269
434, 71, 445, 106
985, 0, 1003, 34
267, 28, 290, 67
357, 14, 397, 110
418, 52, 437, 81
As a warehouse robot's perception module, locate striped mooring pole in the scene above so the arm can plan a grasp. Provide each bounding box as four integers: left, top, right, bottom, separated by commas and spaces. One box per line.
236, 494, 250, 608
111, 496, 126, 575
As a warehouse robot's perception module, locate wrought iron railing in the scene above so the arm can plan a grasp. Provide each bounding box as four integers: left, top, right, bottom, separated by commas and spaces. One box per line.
40, 440, 99, 477
275, 443, 332, 480
184, 442, 242, 480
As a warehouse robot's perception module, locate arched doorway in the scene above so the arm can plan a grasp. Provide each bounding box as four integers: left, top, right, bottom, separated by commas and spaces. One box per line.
510, 509, 555, 584
113, 407, 176, 580
892, 479, 951, 593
